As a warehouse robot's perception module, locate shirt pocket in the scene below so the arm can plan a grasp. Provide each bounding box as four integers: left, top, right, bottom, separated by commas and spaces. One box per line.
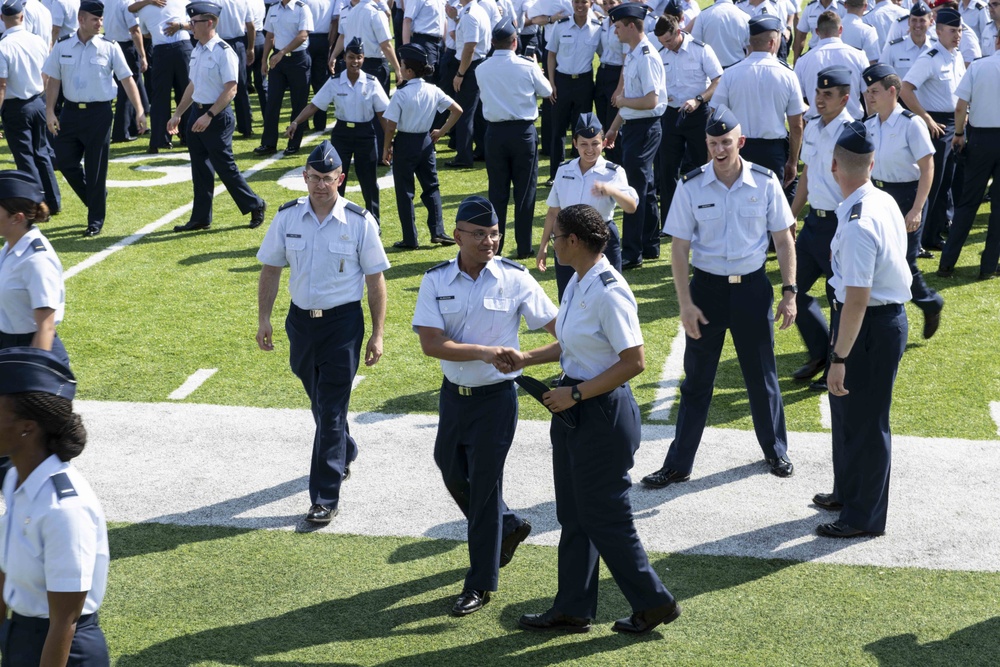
328, 241, 357, 277
693, 205, 724, 244
483, 296, 512, 338
436, 296, 466, 333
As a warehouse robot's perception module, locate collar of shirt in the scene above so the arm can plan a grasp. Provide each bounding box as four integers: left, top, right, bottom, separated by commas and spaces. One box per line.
836, 180, 874, 220
489, 49, 518, 61
9, 454, 63, 502
441, 255, 502, 285
566, 254, 612, 302
819, 108, 853, 141
744, 51, 773, 63
625, 35, 653, 61
70, 32, 97, 49
3, 25, 25, 35
879, 103, 906, 129
5, 227, 43, 259
306, 195, 350, 227
699, 160, 758, 190
814, 37, 842, 49
338, 69, 365, 87
571, 155, 609, 178
195, 34, 225, 53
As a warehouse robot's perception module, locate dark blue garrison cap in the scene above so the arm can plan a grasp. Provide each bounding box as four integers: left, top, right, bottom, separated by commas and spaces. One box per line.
186, 1, 221, 16
397, 42, 427, 64
456, 195, 498, 227
0, 348, 77, 400
817, 66, 851, 88
749, 14, 783, 35
79, 0, 104, 16
574, 112, 603, 138
837, 121, 875, 154
345, 36, 364, 54
706, 107, 740, 136
608, 3, 650, 21
663, 0, 684, 17
936, 7, 962, 26
307, 140, 342, 173
862, 63, 896, 86
1, 0, 24, 16
493, 15, 516, 40
0, 170, 44, 203
909, 1, 931, 16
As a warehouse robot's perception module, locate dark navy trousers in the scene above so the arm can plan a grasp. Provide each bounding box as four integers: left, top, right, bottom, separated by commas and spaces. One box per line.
740, 137, 788, 181
307, 32, 330, 131
554, 220, 621, 301
874, 179, 943, 313
331, 122, 380, 222
795, 210, 838, 363
593, 63, 622, 165
939, 127, 1000, 274
410, 33, 442, 82
112, 39, 149, 142
551, 381, 675, 619
286, 301, 363, 508
442, 56, 481, 164
250, 31, 268, 119
53, 102, 113, 228
391, 131, 445, 245
187, 106, 262, 224
620, 116, 662, 263
485, 120, 538, 256
224, 35, 254, 135
262, 50, 310, 150
830, 303, 907, 533
922, 111, 956, 248
549, 70, 594, 179
1, 95, 61, 213
0, 613, 108, 667
150, 41, 192, 149
664, 266, 788, 474
361, 57, 390, 158
658, 105, 709, 225
436, 379, 524, 592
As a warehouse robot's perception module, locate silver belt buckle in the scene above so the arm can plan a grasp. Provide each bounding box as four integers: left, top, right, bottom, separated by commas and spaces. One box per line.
309, 309, 323, 318
816, 209, 827, 218
458, 385, 473, 396
728, 275, 741, 284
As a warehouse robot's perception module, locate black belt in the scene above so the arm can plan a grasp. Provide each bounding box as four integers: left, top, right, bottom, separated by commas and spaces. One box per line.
693, 265, 767, 285
598, 63, 623, 69
442, 378, 514, 397
413, 33, 442, 41
832, 301, 904, 313
488, 119, 534, 126
810, 208, 836, 219
332, 119, 375, 130
873, 179, 918, 189
621, 116, 658, 126
64, 100, 112, 109
4, 93, 41, 105
11, 612, 97, 627
743, 137, 786, 144
290, 301, 360, 319
556, 70, 592, 79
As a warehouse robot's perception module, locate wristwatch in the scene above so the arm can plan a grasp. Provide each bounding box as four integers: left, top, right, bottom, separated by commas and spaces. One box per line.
781, 284, 798, 294
456, 71, 465, 78
830, 352, 848, 364
695, 94, 704, 105
571, 386, 583, 403
205, 110, 216, 119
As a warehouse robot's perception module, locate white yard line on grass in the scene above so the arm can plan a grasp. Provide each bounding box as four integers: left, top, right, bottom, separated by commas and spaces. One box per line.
991, 402, 1000, 436
64, 131, 327, 281
648, 323, 686, 422
353, 375, 364, 390
168, 369, 219, 400
819, 393, 831, 430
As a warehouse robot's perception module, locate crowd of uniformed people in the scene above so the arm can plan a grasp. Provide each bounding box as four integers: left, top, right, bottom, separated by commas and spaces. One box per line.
1, 0, 999, 659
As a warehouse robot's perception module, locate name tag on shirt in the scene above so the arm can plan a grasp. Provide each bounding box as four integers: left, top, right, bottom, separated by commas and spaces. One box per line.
436, 295, 455, 300
286, 233, 302, 238
697, 203, 715, 209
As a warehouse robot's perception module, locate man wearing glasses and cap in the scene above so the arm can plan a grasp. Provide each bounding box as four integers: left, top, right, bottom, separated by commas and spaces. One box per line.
256, 140, 389, 530
412, 195, 557, 617
167, 1, 266, 233
879, 2, 935, 82
816, 121, 910, 538
43, 0, 146, 238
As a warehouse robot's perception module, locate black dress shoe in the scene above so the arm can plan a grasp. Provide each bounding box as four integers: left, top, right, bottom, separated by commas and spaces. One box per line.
516, 249, 533, 260
146, 145, 160, 154
431, 234, 456, 246
173, 220, 211, 232
240, 131, 255, 139
612, 601, 681, 634
253, 144, 278, 155
621, 259, 643, 271
499, 520, 531, 568
936, 266, 954, 278
923, 309, 941, 339
283, 146, 300, 156
518, 609, 591, 633
305, 503, 337, 524
808, 378, 827, 392
82, 225, 102, 238
816, 520, 882, 538
977, 271, 997, 281
792, 358, 825, 380
543, 177, 555, 187
249, 201, 267, 229
444, 160, 472, 168
451, 589, 489, 616
765, 456, 794, 478
392, 240, 418, 249
343, 464, 351, 481
642, 250, 660, 260
812, 492, 843, 510
925, 240, 945, 251
917, 248, 934, 259
641, 467, 690, 489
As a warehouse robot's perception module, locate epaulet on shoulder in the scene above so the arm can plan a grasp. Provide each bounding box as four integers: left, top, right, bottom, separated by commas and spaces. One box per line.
975, 1, 985, 9
365, 72, 376, 80
806, 0, 817, 5
50, 472, 78, 500
682, 165, 706, 182
901, 108, 916, 118
605, 161, 620, 171
641, 44, 650, 55
927, 48, 939, 56
294, 0, 305, 6
397, 79, 408, 88
848, 201, 863, 221
889, 37, 903, 45
518, 53, 533, 61
29, 239, 46, 253
278, 197, 304, 211
219, 40, 231, 49
559, 158, 573, 168
500, 257, 527, 271
750, 163, 775, 179
896, 15, 908, 22
99, 34, 114, 42
425, 260, 451, 273
780, 58, 793, 69
556, 16, 570, 22
691, 39, 705, 47
57, 34, 71, 42
863, 113, 876, 122
591, 17, 602, 25
343, 199, 367, 216
599, 270, 617, 286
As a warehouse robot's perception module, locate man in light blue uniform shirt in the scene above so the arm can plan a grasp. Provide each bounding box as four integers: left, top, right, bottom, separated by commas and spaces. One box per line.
255, 0, 313, 155
692, 0, 749, 68
642, 107, 798, 489
104, 0, 149, 143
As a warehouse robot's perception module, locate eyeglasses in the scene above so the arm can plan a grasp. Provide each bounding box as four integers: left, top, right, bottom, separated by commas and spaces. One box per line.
549, 233, 570, 243
305, 174, 338, 185
191, 18, 212, 23
456, 228, 502, 242
989, 2, 1000, 7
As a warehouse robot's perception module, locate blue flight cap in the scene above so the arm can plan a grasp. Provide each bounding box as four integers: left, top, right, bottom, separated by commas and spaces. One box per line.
345, 36, 364, 54
663, 0, 683, 17
836, 121, 875, 154
0, 170, 44, 203
397, 42, 427, 64
862, 63, 896, 86
749, 14, 783, 35
706, 106, 740, 136
186, 1, 221, 16
608, 2, 650, 22
1, 0, 24, 16
817, 66, 851, 88
935, 7, 962, 26
306, 140, 342, 173
0, 348, 77, 400
493, 15, 516, 40
79, 0, 104, 15
909, 1, 931, 16
456, 195, 498, 227
574, 112, 603, 138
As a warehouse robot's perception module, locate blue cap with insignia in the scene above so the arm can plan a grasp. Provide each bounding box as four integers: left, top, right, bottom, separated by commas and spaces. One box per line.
345, 36, 364, 54
397, 42, 427, 64
608, 2, 650, 22
492, 15, 516, 40
817, 66, 851, 88
706, 106, 740, 136
1, 0, 24, 16
909, 1, 931, 15
836, 121, 875, 154
456, 195, 498, 227
306, 140, 342, 173
0, 347, 77, 400
0, 170, 44, 203
79, 0, 104, 16
935, 7, 962, 26
186, 1, 221, 16
573, 112, 603, 138
862, 63, 896, 86
663, 0, 683, 17
749, 14, 783, 35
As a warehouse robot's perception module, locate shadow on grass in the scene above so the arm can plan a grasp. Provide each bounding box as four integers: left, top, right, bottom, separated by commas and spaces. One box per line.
864, 616, 1000, 667
178, 247, 258, 266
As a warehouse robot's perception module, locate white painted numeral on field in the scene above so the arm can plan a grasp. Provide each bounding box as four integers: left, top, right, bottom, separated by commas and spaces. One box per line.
648, 323, 686, 422
819, 394, 831, 430
991, 402, 1000, 436
168, 369, 219, 400
353, 375, 364, 390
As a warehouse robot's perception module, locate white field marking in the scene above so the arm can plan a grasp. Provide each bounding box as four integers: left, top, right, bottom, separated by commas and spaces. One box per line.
276, 166, 394, 193
107, 154, 193, 188
168, 369, 219, 400
819, 393, 832, 430
991, 402, 1000, 436
64, 131, 327, 281
648, 322, 686, 422
352, 375, 364, 390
